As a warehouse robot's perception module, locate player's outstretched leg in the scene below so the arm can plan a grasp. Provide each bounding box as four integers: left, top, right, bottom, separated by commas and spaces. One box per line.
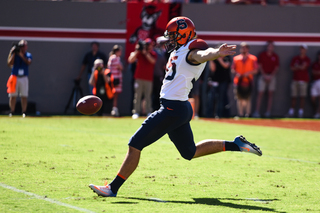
89, 183, 117, 197
89, 146, 140, 197
233, 135, 262, 156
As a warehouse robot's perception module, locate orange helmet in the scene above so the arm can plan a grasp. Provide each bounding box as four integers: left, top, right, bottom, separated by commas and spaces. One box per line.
164, 16, 196, 52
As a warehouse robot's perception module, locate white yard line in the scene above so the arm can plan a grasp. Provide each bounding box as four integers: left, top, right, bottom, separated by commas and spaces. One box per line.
0, 183, 95, 213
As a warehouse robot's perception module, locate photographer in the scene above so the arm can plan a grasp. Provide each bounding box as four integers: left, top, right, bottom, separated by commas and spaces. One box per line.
76, 41, 107, 95
6, 40, 32, 117
89, 59, 115, 116
128, 38, 157, 119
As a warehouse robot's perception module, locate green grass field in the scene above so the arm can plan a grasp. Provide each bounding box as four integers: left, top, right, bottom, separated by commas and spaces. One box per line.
0, 116, 319, 213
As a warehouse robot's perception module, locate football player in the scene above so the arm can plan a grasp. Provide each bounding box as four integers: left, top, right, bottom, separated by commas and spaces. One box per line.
89, 16, 262, 197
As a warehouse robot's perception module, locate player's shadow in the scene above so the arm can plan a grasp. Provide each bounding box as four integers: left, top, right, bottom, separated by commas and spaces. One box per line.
121, 197, 284, 213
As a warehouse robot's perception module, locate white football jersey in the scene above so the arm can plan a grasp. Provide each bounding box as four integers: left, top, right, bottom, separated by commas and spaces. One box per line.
160, 39, 208, 101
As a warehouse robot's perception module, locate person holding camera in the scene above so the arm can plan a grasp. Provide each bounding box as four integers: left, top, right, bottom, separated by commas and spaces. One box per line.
89, 59, 115, 116
76, 41, 107, 95
128, 38, 157, 119
7, 40, 32, 117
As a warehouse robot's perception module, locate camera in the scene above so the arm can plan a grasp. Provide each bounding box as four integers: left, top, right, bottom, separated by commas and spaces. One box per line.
137, 40, 146, 51
11, 42, 21, 54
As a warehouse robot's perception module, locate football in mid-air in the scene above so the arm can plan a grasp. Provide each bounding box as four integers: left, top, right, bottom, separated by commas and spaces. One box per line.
76, 95, 102, 115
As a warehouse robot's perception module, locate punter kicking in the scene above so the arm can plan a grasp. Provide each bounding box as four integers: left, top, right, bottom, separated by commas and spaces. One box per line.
89, 16, 262, 197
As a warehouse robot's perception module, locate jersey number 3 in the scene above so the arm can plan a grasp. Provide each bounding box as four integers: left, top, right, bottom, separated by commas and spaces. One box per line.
165, 62, 176, 81
165, 56, 178, 81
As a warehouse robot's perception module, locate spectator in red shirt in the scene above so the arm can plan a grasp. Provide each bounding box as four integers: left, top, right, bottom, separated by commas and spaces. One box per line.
311, 51, 320, 118
128, 38, 157, 119
253, 41, 279, 118
287, 44, 310, 118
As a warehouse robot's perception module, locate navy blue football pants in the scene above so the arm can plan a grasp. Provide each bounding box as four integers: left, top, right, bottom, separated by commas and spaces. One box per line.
128, 99, 196, 160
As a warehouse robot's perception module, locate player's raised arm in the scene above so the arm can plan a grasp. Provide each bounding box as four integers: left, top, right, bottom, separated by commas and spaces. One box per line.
188, 43, 237, 64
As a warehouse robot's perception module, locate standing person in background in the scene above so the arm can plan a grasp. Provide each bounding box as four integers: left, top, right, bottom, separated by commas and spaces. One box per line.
108, 45, 123, 117
310, 51, 320, 118
206, 53, 232, 118
231, 42, 258, 117
253, 41, 279, 118
152, 36, 168, 111
128, 38, 157, 119
89, 59, 115, 116
76, 41, 107, 94
189, 78, 201, 119
287, 44, 310, 118
6, 40, 32, 117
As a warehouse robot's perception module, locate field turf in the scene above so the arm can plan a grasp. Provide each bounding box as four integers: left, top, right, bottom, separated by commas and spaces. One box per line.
0, 116, 319, 213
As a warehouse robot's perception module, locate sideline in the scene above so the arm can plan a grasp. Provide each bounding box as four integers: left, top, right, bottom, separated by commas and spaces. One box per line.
0, 183, 96, 213
203, 118, 320, 132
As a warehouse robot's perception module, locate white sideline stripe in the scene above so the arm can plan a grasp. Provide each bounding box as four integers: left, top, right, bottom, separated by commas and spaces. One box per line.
1, 26, 320, 46
0, 26, 126, 33
205, 40, 320, 46
0, 183, 96, 213
197, 31, 320, 37
0, 36, 126, 43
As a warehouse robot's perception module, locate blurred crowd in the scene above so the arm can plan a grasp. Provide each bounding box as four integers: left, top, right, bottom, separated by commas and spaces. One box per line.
73, 39, 320, 119
4, 0, 320, 122
7, 37, 320, 119
6, 0, 320, 118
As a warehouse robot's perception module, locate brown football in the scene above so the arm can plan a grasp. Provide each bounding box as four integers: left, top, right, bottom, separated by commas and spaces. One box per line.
76, 95, 102, 115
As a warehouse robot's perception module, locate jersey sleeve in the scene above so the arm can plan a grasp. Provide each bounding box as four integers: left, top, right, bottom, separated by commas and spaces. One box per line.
188, 39, 209, 50
186, 39, 209, 66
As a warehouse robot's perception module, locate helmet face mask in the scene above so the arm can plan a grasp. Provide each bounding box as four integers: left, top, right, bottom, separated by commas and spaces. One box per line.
164, 30, 180, 53
164, 16, 196, 53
